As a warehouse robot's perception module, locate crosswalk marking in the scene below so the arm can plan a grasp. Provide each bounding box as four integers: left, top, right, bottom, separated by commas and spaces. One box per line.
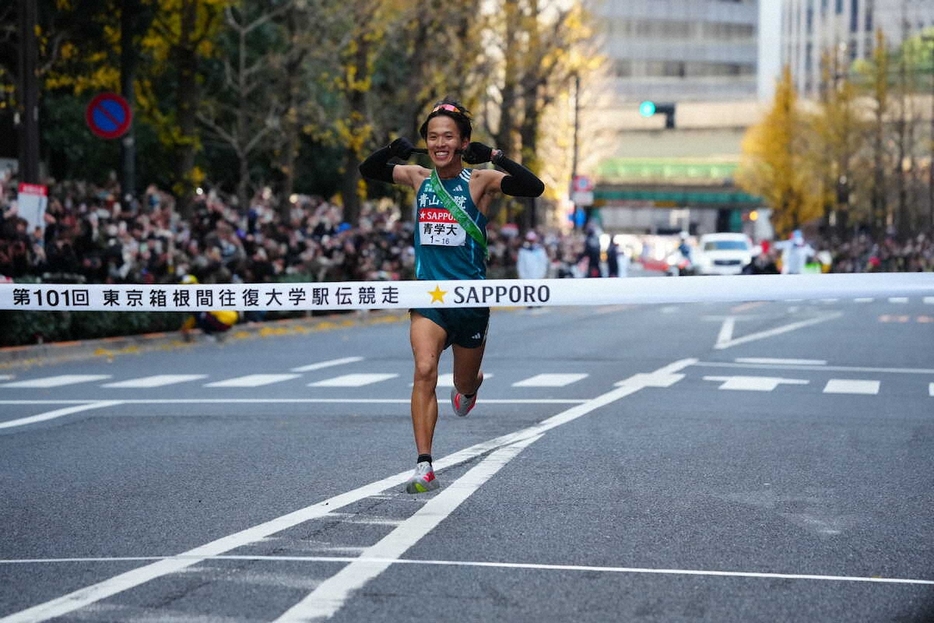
1, 375, 112, 388
823, 379, 880, 395
430, 373, 495, 388
704, 376, 810, 391
205, 374, 302, 388
310, 374, 398, 387
512, 373, 588, 388
291, 357, 364, 373
102, 374, 209, 388
735, 358, 826, 366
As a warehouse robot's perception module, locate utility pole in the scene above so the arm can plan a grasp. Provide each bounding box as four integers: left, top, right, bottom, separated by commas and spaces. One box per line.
120, 0, 139, 204
17, 0, 39, 184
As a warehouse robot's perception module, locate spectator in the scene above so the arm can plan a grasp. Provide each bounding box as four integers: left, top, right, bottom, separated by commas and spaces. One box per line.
517, 231, 549, 281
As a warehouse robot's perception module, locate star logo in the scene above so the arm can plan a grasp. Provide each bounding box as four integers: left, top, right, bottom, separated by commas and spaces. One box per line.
428, 285, 447, 304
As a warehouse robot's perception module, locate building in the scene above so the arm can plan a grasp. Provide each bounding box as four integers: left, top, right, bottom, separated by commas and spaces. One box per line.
782, 0, 934, 98
582, 0, 933, 239
582, 0, 766, 237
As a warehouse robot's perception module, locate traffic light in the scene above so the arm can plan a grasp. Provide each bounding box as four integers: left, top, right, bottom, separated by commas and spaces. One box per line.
638, 101, 676, 129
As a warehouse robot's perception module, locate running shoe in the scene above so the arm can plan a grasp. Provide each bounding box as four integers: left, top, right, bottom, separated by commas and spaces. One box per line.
450, 388, 478, 417
405, 461, 439, 494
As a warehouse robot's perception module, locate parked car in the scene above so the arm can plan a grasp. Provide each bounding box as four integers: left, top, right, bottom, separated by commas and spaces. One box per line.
693, 233, 758, 276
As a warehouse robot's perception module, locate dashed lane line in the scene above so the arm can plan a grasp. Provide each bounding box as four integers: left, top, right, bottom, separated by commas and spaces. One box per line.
0, 375, 112, 388
101, 375, 208, 388
694, 361, 934, 375
291, 357, 364, 372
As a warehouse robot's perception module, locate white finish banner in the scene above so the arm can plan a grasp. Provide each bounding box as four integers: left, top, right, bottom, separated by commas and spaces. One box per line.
0, 274, 931, 313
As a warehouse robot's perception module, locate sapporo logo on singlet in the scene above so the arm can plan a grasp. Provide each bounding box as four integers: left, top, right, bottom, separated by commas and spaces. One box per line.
418, 187, 467, 247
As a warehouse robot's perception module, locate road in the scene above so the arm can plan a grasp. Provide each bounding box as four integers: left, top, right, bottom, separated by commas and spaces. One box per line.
1, 295, 933, 622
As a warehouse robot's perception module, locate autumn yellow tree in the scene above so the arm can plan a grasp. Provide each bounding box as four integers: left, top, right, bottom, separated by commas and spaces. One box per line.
140, 0, 230, 216
737, 66, 823, 237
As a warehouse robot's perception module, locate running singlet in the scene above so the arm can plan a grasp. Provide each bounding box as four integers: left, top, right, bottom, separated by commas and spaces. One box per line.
414, 168, 487, 281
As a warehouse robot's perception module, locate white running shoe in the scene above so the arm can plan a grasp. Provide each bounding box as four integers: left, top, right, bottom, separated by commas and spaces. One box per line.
405, 461, 439, 494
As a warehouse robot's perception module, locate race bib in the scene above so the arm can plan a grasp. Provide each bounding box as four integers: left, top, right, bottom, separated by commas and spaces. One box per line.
418, 208, 466, 247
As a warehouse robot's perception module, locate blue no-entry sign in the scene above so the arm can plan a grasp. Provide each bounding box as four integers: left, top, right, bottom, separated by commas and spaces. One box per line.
85, 92, 132, 139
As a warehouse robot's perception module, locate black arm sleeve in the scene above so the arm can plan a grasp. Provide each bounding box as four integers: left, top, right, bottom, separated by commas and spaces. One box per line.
358, 145, 395, 184
494, 153, 545, 197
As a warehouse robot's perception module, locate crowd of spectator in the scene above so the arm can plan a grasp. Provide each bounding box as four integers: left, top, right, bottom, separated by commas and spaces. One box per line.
1, 174, 932, 289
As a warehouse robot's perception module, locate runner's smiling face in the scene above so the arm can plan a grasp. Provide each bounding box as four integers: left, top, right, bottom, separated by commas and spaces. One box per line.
426, 116, 468, 170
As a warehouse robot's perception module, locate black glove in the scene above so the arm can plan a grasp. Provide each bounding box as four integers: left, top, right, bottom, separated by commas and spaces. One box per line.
388, 137, 415, 161
462, 142, 494, 165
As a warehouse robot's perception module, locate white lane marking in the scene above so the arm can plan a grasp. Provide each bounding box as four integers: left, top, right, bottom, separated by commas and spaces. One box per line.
275, 434, 543, 622
695, 362, 934, 375
715, 317, 735, 348
615, 372, 684, 388
854, 298, 874, 303
309, 374, 398, 387
823, 379, 880, 395
0, 359, 692, 623
429, 372, 494, 388
0, 398, 586, 406
925, 297, 934, 304
888, 297, 909, 304
291, 357, 364, 372
0, 401, 122, 430
205, 374, 302, 388
929, 383, 933, 397
735, 358, 827, 366
4, 554, 931, 587
1, 375, 112, 388
714, 312, 842, 350
101, 375, 208, 388
0, 375, 12, 381
512, 373, 588, 387
703, 376, 810, 391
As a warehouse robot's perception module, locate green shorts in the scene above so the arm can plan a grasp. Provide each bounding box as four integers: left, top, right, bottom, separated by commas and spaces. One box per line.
412, 307, 490, 349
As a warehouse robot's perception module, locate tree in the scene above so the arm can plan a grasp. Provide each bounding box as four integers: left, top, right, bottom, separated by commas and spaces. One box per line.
140, 0, 229, 217
859, 29, 894, 237
197, 0, 292, 211
737, 66, 823, 237
481, 0, 598, 228
808, 45, 867, 240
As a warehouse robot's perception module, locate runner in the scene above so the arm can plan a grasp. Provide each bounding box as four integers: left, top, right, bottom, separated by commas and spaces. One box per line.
359, 98, 544, 493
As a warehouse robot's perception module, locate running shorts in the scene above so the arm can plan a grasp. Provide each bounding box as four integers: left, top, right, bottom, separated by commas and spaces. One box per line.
411, 307, 490, 349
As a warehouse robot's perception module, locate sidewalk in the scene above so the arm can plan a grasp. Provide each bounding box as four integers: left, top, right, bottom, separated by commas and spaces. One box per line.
0, 310, 409, 370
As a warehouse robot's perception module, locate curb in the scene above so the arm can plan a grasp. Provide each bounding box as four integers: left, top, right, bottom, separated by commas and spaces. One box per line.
0, 309, 409, 370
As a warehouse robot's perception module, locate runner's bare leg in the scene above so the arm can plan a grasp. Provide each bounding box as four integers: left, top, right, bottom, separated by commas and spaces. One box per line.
410, 312, 447, 455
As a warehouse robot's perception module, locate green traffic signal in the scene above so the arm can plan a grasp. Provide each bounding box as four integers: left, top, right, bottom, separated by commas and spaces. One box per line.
639, 101, 656, 117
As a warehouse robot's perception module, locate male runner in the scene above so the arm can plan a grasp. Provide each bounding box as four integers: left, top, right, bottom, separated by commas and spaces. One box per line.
359, 98, 544, 493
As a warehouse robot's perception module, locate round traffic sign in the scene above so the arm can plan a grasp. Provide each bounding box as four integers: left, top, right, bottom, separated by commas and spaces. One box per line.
85, 92, 132, 139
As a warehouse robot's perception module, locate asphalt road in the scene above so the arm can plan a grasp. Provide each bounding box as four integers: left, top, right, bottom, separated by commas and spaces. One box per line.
1, 294, 933, 622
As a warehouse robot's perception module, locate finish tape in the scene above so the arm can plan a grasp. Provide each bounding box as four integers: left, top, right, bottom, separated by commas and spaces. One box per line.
1, 273, 932, 313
